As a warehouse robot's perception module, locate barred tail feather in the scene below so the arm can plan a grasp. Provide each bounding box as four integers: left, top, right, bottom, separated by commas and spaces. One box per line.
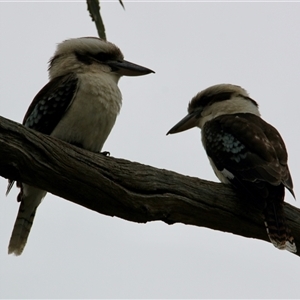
8, 203, 37, 255
8, 184, 46, 256
264, 201, 297, 253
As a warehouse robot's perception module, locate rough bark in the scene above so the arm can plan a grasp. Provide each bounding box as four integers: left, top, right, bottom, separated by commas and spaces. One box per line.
1, 115, 300, 256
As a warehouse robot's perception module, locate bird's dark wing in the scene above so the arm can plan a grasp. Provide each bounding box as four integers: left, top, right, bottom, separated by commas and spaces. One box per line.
203, 113, 294, 198
6, 73, 79, 195
23, 73, 79, 134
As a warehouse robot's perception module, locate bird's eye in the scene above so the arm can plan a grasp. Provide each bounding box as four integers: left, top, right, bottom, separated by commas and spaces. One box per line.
212, 92, 233, 103
74, 51, 93, 65
93, 52, 116, 62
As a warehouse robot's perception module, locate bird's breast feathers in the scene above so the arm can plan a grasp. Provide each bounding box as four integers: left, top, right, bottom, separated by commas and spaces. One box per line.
51, 72, 122, 152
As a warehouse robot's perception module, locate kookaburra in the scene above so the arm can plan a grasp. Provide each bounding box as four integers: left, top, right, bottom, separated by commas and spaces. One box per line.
167, 84, 296, 253
6, 37, 154, 255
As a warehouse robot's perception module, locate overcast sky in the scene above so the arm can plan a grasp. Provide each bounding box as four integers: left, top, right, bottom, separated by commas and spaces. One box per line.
1, 1, 300, 299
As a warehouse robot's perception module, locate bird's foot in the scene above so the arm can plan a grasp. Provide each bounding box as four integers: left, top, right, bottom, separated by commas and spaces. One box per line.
100, 151, 110, 156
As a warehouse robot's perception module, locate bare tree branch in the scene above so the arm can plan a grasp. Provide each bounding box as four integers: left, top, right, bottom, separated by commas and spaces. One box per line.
118, 0, 125, 10
87, 0, 107, 40
1, 115, 300, 256
86, 0, 125, 40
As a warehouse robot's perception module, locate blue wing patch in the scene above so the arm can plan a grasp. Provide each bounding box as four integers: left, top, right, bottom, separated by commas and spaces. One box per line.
206, 130, 247, 163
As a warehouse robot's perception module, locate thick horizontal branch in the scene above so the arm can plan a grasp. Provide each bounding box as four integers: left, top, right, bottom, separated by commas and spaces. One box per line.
1, 115, 300, 256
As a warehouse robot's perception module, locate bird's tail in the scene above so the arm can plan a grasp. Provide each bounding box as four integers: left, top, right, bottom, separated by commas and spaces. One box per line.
264, 199, 296, 253
8, 184, 46, 256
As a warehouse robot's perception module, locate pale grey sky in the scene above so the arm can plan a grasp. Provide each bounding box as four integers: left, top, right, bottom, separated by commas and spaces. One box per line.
1, 1, 300, 298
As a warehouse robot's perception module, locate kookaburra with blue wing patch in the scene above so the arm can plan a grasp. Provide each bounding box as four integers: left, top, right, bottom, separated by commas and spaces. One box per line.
6, 37, 154, 255
167, 84, 296, 253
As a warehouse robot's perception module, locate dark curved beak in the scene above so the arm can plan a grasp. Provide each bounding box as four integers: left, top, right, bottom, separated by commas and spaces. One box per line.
167, 111, 200, 135
107, 60, 155, 76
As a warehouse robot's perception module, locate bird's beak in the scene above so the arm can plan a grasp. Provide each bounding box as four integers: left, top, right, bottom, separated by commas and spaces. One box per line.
167, 111, 200, 135
107, 60, 154, 76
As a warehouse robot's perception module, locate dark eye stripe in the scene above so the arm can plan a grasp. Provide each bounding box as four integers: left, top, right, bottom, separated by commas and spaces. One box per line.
74, 51, 120, 65
205, 92, 233, 106
190, 92, 233, 111
74, 52, 93, 65
189, 92, 258, 112
92, 52, 117, 61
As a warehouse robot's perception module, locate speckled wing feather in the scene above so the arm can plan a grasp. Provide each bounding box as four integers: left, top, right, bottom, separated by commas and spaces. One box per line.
23, 73, 79, 133
202, 113, 293, 197
6, 73, 79, 195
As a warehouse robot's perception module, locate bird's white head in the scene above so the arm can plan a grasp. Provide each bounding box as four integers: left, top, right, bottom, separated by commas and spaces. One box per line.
48, 37, 154, 80
167, 83, 260, 134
